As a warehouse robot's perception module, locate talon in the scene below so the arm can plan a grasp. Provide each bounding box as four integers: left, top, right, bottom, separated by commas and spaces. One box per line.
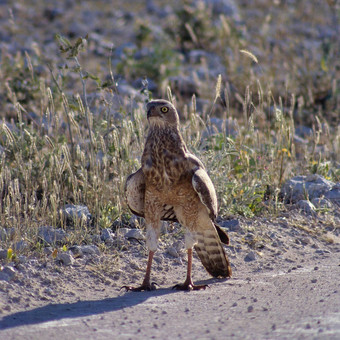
120, 283, 157, 292
172, 283, 208, 291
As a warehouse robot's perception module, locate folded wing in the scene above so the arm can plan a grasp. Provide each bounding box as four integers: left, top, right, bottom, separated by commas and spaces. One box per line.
125, 168, 177, 221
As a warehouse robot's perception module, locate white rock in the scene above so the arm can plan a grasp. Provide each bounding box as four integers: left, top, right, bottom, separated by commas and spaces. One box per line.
57, 252, 75, 266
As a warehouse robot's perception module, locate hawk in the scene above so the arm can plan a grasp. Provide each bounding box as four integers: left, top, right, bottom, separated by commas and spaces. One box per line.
123, 99, 231, 291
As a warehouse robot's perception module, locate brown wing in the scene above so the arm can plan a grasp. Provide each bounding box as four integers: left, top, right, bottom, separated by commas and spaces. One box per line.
192, 167, 218, 220
125, 168, 145, 218
125, 168, 178, 221
191, 167, 229, 244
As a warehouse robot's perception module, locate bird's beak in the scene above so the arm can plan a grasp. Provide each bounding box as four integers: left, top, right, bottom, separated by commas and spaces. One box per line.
147, 104, 160, 119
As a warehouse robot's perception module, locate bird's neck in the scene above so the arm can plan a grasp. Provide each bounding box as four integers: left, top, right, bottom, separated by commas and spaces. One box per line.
147, 125, 186, 151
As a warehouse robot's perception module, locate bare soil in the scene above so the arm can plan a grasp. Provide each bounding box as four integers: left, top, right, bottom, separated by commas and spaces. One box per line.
1, 215, 340, 339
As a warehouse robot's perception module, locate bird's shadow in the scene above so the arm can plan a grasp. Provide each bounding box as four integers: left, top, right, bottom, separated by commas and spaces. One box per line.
0, 278, 223, 330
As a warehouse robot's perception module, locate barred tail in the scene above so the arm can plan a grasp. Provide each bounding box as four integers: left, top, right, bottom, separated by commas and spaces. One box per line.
194, 229, 232, 278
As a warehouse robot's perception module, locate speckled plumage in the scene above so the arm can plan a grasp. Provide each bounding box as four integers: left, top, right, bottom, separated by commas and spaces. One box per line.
124, 99, 231, 291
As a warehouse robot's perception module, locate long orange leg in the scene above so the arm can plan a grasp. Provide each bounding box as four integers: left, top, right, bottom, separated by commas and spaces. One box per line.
173, 248, 208, 291
121, 251, 157, 292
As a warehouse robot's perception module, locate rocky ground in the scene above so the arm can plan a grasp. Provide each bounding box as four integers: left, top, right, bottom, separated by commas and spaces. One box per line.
1, 209, 340, 338
0, 0, 340, 337
1, 200, 339, 315
1, 173, 340, 318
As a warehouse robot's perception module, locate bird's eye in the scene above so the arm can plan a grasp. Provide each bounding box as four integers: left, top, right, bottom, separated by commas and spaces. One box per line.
160, 106, 169, 113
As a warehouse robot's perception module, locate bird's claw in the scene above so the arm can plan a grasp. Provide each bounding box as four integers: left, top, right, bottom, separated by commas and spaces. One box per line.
121, 282, 158, 292
172, 283, 209, 291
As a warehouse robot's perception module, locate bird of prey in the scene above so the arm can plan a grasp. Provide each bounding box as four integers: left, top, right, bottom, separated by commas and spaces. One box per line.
123, 99, 231, 291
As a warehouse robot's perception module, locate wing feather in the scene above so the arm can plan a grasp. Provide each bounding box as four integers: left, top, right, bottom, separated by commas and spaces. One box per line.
125, 168, 178, 221
192, 168, 218, 220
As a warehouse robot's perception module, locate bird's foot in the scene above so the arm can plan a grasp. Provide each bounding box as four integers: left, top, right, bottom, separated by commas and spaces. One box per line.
121, 282, 158, 292
172, 282, 208, 291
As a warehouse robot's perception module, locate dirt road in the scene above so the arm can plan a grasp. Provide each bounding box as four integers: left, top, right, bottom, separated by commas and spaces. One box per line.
1, 252, 339, 340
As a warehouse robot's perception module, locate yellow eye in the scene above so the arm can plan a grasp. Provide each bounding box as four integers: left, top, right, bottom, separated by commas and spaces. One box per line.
161, 106, 169, 113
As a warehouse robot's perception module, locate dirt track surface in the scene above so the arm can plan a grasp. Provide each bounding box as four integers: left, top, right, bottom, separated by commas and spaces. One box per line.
1, 250, 339, 340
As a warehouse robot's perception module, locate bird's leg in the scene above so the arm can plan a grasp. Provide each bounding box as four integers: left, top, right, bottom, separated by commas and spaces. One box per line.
173, 248, 208, 291
121, 250, 157, 292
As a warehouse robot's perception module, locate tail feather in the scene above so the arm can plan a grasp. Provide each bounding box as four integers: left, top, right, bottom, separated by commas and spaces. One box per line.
214, 223, 230, 245
194, 229, 232, 278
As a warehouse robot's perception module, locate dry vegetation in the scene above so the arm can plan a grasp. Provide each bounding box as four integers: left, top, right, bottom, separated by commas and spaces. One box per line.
0, 0, 339, 257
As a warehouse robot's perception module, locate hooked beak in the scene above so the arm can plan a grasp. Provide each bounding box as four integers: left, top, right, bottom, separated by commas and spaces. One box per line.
146, 104, 160, 119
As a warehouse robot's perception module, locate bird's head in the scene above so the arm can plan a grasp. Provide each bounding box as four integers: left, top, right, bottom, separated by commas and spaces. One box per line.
146, 100, 179, 127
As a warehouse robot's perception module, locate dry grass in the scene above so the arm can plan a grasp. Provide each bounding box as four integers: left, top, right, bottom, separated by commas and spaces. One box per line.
0, 0, 339, 255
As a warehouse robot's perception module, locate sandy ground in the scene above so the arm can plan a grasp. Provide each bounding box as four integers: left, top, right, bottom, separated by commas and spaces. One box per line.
1, 215, 340, 339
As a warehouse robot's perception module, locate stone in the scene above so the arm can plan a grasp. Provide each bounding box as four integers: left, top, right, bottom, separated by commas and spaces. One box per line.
13, 240, 28, 253
128, 215, 145, 229
91, 235, 102, 244
311, 198, 333, 209
61, 204, 92, 226
296, 200, 316, 215
111, 219, 126, 230
0, 249, 7, 260
220, 219, 242, 232
101, 228, 114, 242
200, 0, 241, 20
0, 227, 15, 241
324, 183, 340, 206
44, 247, 53, 256
168, 76, 198, 97
0, 266, 16, 281
0, 228, 7, 241
161, 221, 169, 235
202, 117, 239, 139
117, 228, 130, 236
69, 245, 83, 258
57, 252, 75, 266
38, 226, 67, 245
295, 125, 313, 138
0, 271, 10, 282
167, 247, 179, 258
244, 251, 257, 262
281, 175, 334, 203
125, 229, 144, 240
80, 245, 100, 256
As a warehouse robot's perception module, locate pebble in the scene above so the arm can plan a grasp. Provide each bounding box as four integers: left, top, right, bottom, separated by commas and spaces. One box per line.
311, 198, 333, 209
38, 226, 68, 245
61, 204, 92, 226
0, 266, 16, 281
0, 228, 7, 241
167, 247, 179, 258
244, 251, 257, 262
44, 247, 53, 256
57, 252, 75, 266
220, 219, 243, 233
69, 245, 83, 258
282, 175, 334, 203
296, 200, 316, 215
125, 229, 144, 240
80, 245, 100, 256
101, 228, 115, 245
13, 240, 28, 253
0, 249, 7, 260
